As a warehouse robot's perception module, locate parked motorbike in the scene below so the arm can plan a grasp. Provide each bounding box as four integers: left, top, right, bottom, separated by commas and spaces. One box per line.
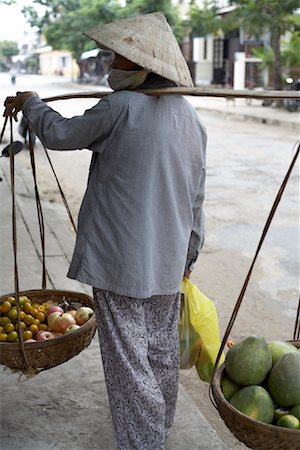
262, 78, 300, 111
284, 78, 300, 112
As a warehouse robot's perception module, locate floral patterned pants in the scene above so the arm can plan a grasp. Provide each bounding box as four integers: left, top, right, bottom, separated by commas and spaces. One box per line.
92, 288, 180, 450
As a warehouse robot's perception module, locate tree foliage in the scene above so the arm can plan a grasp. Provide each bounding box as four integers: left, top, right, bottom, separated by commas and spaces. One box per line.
190, 1, 220, 37
229, 0, 300, 88
22, 0, 120, 60
0, 40, 18, 57
22, 0, 184, 59
121, 0, 184, 41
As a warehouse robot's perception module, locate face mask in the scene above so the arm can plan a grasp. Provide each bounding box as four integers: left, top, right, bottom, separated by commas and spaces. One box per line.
108, 68, 149, 91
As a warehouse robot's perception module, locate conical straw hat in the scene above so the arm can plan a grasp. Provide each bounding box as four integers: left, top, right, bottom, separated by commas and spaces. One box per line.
83, 12, 194, 87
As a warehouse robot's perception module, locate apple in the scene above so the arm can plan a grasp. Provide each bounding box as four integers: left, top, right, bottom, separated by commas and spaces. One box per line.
24, 339, 36, 343
67, 309, 77, 318
51, 313, 76, 333
36, 331, 55, 341
51, 331, 63, 338
46, 305, 64, 317
47, 311, 62, 329
75, 307, 94, 325
64, 324, 80, 334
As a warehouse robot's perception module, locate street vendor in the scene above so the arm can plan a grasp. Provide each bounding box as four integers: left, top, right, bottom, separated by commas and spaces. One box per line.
3, 12, 207, 450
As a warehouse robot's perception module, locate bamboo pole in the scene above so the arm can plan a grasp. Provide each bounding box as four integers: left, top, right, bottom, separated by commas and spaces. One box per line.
42, 87, 300, 103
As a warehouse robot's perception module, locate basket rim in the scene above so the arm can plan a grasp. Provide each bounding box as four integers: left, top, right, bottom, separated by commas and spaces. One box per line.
0, 288, 94, 301
0, 288, 96, 349
211, 352, 300, 435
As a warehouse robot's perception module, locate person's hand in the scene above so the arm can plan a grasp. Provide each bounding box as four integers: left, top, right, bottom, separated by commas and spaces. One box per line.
3, 91, 38, 122
184, 270, 191, 279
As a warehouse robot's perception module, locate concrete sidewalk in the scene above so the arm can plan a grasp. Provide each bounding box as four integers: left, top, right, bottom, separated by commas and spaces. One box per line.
0, 160, 227, 449
186, 95, 299, 130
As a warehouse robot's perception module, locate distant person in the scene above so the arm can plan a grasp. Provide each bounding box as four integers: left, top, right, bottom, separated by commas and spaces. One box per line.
3, 12, 207, 450
9, 67, 17, 85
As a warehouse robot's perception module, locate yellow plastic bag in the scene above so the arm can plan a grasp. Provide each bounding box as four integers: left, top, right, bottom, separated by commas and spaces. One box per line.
180, 277, 225, 382
179, 282, 201, 369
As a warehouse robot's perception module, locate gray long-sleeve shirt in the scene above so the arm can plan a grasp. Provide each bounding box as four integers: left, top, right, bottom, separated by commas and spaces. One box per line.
23, 91, 206, 298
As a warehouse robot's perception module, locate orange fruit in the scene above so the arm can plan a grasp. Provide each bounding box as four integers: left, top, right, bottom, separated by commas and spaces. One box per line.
38, 304, 48, 313
38, 323, 48, 331
8, 308, 18, 321
18, 296, 28, 306
29, 324, 39, 335
7, 296, 16, 305
4, 323, 15, 334
0, 332, 8, 341
23, 330, 33, 341
7, 331, 18, 342
0, 317, 11, 326
19, 311, 26, 320
32, 318, 40, 327
23, 314, 34, 326
31, 307, 39, 317
23, 302, 33, 314
1, 301, 12, 314
15, 321, 26, 332
35, 311, 45, 323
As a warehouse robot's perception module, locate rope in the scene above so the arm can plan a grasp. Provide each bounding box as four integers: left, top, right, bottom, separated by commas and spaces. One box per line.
294, 296, 300, 340
8, 117, 36, 375
27, 122, 47, 289
209, 141, 300, 407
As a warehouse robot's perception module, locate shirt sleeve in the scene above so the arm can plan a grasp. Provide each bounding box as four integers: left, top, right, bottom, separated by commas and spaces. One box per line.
185, 166, 206, 272
22, 95, 113, 151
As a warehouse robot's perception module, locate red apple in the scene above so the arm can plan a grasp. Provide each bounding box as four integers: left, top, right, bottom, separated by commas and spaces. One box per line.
75, 307, 94, 325
51, 313, 76, 333
36, 331, 55, 341
47, 311, 62, 329
64, 324, 80, 334
46, 305, 64, 317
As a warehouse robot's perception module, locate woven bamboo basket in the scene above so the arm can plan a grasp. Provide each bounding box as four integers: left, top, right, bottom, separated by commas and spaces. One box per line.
211, 340, 300, 450
0, 289, 97, 371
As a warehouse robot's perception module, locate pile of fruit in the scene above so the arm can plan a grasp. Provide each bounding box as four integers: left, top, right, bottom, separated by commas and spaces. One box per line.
221, 336, 300, 430
0, 295, 94, 343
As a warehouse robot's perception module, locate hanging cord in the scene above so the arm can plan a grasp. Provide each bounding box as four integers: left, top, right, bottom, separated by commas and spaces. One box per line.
0, 116, 8, 143
209, 141, 300, 407
22, 118, 77, 233
294, 296, 300, 340
27, 121, 47, 289
41, 143, 77, 233
8, 117, 37, 376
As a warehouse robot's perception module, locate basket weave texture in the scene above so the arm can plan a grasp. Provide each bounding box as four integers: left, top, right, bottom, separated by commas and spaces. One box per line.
211, 340, 300, 450
0, 289, 97, 370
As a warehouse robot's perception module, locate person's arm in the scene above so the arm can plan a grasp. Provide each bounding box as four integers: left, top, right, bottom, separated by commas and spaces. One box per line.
3, 91, 112, 151
184, 166, 206, 276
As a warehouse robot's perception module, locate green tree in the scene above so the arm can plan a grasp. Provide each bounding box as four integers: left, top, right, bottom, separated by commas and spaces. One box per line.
22, 0, 120, 60
281, 31, 300, 78
229, 0, 300, 89
121, 0, 184, 41
22, 0, 185, 59
190, 0, 221, 37
0, 40, 18, 57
